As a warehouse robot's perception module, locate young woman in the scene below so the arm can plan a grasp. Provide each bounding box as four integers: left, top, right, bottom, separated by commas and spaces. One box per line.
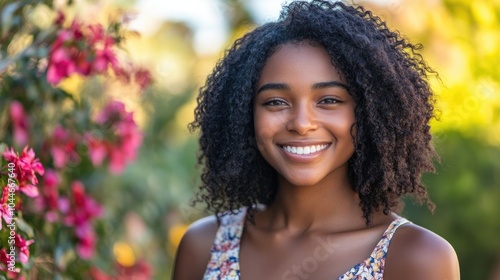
173, 1, 460, 279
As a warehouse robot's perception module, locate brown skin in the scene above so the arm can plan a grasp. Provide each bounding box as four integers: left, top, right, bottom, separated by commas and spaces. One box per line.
173, 42, 460, 280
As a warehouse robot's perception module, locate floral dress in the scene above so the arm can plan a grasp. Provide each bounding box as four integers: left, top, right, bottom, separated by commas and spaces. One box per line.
203, 207, 410, 280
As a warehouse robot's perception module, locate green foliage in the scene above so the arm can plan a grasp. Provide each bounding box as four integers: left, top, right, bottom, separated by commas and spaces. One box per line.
404, 131, 500, 280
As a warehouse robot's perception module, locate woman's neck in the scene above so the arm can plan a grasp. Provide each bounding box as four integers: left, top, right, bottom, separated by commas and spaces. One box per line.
256, 173, 367, 234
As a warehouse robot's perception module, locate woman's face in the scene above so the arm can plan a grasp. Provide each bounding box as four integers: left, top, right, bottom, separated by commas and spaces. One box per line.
254, 41, 356, 187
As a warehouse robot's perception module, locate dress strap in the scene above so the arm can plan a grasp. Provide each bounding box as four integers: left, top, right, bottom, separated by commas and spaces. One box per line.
203, 207, 247, 280
367, 217, 410, 278
338, 217, 411, 280
213, 207, 247, 248
370, 217, 410, 259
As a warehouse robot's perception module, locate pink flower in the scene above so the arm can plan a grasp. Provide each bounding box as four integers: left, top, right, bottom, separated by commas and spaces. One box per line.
76, 229, 96, 260
90, 267, 112, 280
89, 259, 152, 280
0, 248, 22, 278
133, 68, 152, 91
2, 146, 45, 198
109, 120, 142, 174
89, 24, 119, 73
14, 235, 34, 264
18, 146, 45, 185
0, 187, 13, 230
88, 101, 142, 174
84, 133, 108, 167
115, 259, 152, 280
2, 147, 18, 162
89, 266, 115, 280
32, 169, 60, 222
49, 125, 79, 168
54, 10, 65, 26
46, 16, 121, 85
9, 101, 29, 147
46, 26, 90, 85
95, 100, 127, 124
62, 181, 103, 260
44, 169, 59, 189
0, 248, 10, 268
46, 44, 77, 85
46, 22, 90, 85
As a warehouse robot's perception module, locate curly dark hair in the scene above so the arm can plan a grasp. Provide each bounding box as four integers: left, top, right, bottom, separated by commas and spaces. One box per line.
189, 0, 438, 224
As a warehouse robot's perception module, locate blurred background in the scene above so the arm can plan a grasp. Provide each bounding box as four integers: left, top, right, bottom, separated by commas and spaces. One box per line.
1, 0, 499, 279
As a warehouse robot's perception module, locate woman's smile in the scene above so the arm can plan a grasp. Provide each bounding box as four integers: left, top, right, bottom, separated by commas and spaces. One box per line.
277, 142, 331, 162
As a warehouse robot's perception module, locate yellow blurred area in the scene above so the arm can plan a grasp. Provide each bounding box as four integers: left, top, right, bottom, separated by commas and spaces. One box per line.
167, 224, 189, 257
380, 0, 500, 146
472, 1, 497, 26
58, 75, 86, 99
113, 241, 136, 267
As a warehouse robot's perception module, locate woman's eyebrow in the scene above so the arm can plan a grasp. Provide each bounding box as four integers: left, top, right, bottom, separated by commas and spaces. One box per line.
256, 83, 289, 94
312, 81, 349, 91
256, 81, 349, 94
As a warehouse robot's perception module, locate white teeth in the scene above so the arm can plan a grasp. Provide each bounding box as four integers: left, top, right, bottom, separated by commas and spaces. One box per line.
304, 146, 310, 154
281, 144, 329, 155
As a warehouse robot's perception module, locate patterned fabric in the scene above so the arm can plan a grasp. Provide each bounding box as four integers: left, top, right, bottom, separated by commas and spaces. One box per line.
338, 216, 410, 280
202, 207, 410, 280
203, 208, 247, 280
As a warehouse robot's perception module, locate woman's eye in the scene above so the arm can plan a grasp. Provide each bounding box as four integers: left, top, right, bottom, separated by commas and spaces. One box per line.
319, 97, 341, 104
263, 99, 287, 106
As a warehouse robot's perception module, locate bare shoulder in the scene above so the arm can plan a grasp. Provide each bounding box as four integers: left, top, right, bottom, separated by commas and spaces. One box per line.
384, 221, 460, 280
172, 215, 219, 280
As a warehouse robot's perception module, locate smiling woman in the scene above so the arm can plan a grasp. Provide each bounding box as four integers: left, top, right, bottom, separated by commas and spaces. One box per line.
172, 1, 460, 280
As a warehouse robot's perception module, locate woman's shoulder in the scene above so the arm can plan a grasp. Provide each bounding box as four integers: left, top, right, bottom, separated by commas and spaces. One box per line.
384, 220, 460, 280
172, 215, 219, 280
172, 208, 247, 280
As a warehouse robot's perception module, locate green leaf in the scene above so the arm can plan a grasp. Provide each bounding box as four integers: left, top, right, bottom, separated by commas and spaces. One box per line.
1, 2, 21, 38
16, 216, 35, 237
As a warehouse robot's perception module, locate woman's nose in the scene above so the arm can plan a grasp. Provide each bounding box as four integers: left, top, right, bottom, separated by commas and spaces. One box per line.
285, 103, 319, 135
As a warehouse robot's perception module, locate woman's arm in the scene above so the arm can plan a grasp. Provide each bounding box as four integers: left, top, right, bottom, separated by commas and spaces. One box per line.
172, 215, 219, 280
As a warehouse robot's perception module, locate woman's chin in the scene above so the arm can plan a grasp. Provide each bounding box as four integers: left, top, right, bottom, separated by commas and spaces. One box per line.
280, 174, 324, 188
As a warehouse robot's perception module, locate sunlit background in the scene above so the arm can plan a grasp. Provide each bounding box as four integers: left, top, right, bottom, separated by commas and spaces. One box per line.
123, 0, 500, 279
2, 0, 500, 279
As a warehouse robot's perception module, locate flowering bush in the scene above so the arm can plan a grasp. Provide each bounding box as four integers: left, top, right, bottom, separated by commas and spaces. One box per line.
0, 0, 151, 278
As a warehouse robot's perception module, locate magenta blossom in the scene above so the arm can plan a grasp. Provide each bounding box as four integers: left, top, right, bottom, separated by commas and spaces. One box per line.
90, 259, 152, 280
46, 17, 120, 85
0, 187, 13, 230
31, 169, 60, 222
9, 101, 29, 147
86, 101, 142, 174
2, 146, 45, 197
0, 248, 22, 278
14, 235, 34, 264
61, 181, 103, 259
84, 133, 108, 167
48, 125, 80, 169
46, 21, 92, 85
133, 68, 152, 91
